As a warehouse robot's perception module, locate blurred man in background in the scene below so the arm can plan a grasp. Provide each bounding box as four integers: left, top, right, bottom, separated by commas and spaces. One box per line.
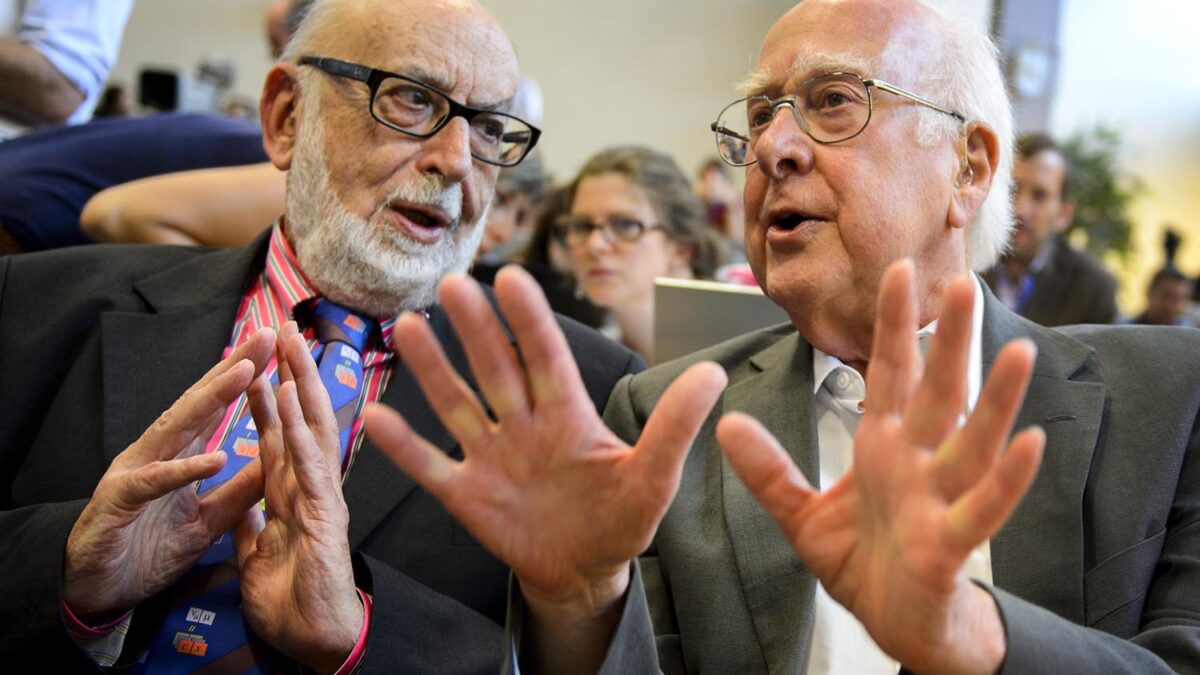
984, 133, 1118, 325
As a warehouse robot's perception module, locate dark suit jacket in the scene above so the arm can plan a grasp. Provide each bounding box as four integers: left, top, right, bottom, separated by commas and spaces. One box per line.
0, 234, 641, 672
983, 236, 1118, 326
595, 290, 1199, 673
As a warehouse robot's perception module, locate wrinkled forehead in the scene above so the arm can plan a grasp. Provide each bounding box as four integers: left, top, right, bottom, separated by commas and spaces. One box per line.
738, 50, 877, 97
742, 1, 938, 97
327, 2, 519, 109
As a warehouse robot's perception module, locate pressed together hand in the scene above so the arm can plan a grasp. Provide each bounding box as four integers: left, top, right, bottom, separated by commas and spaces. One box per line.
235, 323, 364, 672
62, 328, 275, 617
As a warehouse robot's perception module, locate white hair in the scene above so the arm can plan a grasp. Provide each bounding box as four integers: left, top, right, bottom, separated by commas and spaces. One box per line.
906, 3, 1015, 272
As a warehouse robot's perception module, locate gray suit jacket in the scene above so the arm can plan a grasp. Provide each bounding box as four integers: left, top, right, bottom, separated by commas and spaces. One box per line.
0, 235, 640, 672
596, 292, 1200, 674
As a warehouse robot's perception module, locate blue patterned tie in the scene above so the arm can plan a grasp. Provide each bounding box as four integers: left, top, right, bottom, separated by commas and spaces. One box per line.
136, 300, 375, 673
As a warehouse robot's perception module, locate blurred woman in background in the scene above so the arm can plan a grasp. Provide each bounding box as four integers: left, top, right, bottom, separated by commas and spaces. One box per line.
559, 145, 723, 361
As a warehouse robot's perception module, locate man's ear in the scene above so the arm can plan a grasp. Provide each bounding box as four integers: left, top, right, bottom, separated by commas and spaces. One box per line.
261, 63, 304, 171
947, 121, 999, 231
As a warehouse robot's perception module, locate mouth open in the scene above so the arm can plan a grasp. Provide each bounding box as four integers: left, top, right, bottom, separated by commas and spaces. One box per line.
768, 208, 825, 234
388, 203, 452, 245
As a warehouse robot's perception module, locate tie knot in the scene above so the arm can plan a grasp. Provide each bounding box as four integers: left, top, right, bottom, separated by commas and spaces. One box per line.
305, 299, 376, 353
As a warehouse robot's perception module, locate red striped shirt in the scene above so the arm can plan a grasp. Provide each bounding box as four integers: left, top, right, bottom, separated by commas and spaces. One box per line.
205, 224, 397, 472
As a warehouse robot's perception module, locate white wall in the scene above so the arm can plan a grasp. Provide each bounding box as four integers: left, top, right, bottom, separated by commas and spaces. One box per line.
108, 0, 276, 113
1052, 0, 1200, 312
108, 0, 990, 182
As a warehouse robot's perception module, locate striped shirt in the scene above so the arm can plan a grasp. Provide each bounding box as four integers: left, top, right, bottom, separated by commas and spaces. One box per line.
204, 224, 398, 471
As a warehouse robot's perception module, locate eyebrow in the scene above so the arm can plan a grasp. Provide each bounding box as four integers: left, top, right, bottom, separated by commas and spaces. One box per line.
736, 50, 876, 97
395, 64, 516, 113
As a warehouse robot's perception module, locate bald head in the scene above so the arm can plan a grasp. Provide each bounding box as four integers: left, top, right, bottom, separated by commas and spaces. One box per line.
282, 0, 519, 104
745, 0, 1013, 273
753, 0, 955, 93
259, 0, 528, 315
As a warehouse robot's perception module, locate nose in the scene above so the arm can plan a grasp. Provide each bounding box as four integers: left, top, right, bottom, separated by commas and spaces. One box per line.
414, 115, 473, 184
752, 101, 816, 181
579, 224, 613, 255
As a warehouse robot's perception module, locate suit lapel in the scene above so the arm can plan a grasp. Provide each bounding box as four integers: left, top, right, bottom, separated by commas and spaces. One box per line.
720, 332, 819, 673
980, 291, 1103, 624
344, 306, 488, 549
100, 240, 265, 460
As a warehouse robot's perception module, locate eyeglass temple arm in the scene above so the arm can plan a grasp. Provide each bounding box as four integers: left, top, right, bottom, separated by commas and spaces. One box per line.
867, 80, 967, 123
711, 122, 751, 143
298, 55, 372, 82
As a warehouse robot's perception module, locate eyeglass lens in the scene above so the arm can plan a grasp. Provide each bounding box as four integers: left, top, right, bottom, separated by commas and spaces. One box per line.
371, 77, 534, 166
713, 73, 872, 165
557, 216, 648, 245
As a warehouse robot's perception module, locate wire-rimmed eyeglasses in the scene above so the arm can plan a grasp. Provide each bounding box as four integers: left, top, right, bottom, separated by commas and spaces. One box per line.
710, 71, 966, 167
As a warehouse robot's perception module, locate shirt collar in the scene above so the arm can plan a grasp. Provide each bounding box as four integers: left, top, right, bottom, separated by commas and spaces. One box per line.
811, 274, 985, 413
266, 222, 397, 350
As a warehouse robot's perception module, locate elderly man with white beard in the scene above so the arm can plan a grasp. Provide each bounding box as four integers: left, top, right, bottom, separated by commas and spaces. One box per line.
0, 0, 639, 672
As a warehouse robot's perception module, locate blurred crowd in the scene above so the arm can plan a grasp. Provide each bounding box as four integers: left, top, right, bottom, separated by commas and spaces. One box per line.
1, 0, 1197, 366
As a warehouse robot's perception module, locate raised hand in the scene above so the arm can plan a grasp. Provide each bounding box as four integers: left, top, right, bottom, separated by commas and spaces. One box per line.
363, 267, 725, 660
718, 260, 1045, 674
62, 328, 275, 616
234, 324, 362, 672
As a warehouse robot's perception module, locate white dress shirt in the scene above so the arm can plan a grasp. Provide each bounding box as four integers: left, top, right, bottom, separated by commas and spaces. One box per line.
805, 276, 991, 675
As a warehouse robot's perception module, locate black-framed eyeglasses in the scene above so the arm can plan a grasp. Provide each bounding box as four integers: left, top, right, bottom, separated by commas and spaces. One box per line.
552, 215, 661, 247
299, 55, 542, 167
710, 71, 966, 167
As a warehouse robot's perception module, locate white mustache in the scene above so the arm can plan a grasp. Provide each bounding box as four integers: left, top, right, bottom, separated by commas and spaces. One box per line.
381, 174, 463, 225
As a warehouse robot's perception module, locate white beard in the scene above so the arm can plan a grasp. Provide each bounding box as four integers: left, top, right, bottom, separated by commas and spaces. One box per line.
284, 103, 487, 317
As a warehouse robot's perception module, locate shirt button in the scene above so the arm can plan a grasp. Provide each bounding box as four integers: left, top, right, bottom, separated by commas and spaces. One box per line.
835, 370, 851, 390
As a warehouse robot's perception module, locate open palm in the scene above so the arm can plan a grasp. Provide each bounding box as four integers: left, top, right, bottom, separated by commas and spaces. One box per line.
719, 261, 1045, 674
364, 267, 726, 612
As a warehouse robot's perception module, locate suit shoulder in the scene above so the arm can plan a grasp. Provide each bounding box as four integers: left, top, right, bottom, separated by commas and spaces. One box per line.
1058, 323, 1200, 388
626, 322, 796, 398
4, 244, 212, 301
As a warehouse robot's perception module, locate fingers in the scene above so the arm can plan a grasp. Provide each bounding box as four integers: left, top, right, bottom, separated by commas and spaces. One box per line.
494, 265, 591, 406
903, 275, 975, 447
634, 362, 727, 486
865, 260, 921, 417
246, 372, 288, 510
233, 503, 266, 571
717, 412, 817, 536
946, 426, 1044, 551
137, 359, 257, 463
186, 327, 275, 396
393, 312, 492, 447
438, 274, 531, 420
277, 380, 341, 501
934, 340, 1037, 499
363, 403, 459, 503
200, 459, 264, 540
110, 451, 228, 510
281, 332, 341, 471
275, 321, 299, 384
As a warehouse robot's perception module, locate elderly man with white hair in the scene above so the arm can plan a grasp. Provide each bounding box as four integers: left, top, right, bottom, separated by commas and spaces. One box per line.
0, 0, 639, 672
371, 0, 1200, 672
